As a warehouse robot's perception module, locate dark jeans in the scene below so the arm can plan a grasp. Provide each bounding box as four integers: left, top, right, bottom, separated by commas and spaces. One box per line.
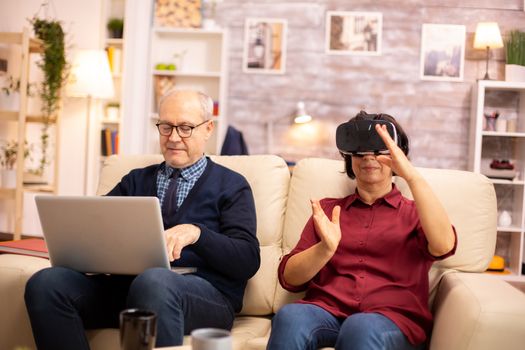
267, 303, 424, 350
24, 267, 234, 350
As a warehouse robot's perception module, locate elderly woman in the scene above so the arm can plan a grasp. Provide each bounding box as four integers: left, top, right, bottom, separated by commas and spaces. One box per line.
267, 111, 457, 350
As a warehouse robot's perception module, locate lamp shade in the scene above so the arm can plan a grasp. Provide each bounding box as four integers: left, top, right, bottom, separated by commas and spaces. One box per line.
66, 49, 115, 98
473, 22, 503, 49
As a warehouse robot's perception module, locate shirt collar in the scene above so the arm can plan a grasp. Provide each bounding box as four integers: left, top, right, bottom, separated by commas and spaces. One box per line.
344, 184, 402, 209
161, 156, 207, 180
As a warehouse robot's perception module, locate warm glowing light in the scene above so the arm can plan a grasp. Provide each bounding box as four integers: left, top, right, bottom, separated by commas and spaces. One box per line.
473, 22, 503, 49
66, 49, 114, 98
294, 101, 312, 124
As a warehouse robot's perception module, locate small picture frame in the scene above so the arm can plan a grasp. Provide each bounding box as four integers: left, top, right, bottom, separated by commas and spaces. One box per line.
325, 11, 382, 56
420, 24, 466, 82
242, 18, 287, 74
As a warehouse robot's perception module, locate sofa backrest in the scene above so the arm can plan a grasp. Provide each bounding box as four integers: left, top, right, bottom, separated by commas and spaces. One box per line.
97, 154, 290, 316
273, 157, 497, 312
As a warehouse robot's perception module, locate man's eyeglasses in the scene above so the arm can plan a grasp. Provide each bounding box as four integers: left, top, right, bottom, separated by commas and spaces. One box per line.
155, 120, 209, 138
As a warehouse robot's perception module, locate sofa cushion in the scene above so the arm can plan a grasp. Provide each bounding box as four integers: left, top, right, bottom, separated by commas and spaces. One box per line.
273, 157, 497, 312
393, 168, 497, 272
209, 155, 290, 315
97, 154, 290, 315
274, 157, 354, 311
97, 154, 165, 196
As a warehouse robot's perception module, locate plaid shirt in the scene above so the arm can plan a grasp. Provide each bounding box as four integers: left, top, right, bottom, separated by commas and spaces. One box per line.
157, 156, 207, 209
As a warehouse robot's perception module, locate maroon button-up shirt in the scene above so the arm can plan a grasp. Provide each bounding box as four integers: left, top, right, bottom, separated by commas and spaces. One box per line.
278, 185, 457, 345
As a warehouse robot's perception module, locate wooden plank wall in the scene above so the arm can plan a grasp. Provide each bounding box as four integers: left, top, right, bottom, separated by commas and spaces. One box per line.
217, 0, 525, 169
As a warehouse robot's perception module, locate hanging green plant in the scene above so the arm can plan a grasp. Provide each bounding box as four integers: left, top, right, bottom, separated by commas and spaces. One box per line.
30, 17, 68, 176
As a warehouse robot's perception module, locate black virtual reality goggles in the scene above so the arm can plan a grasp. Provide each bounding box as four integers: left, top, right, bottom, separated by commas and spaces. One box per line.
336, 116, 398, 156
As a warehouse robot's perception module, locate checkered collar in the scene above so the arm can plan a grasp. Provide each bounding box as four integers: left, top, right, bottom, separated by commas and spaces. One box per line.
161, 156, 207, 180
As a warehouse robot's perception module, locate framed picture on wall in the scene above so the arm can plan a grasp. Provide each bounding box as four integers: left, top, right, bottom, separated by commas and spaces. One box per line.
242, 18, 287, 74
325, 11, 382, 55
420, 24, 466, 82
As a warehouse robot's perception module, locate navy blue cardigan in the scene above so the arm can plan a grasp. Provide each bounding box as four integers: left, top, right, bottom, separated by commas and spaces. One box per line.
106, 158, 260, 312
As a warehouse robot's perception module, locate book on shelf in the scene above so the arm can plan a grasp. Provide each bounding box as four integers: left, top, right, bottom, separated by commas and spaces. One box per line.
101, 128, 119, 156
0, 238, 48, 258
112, 130, 119, 154
105, 128, 113, 155
106, 46, 122, 75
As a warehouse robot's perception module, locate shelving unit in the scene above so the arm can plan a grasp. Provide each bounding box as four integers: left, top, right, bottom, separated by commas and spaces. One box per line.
469, 80, 525, 284
145, 26, 229, 155
0, 28, 60, 240
99, 0, 126, 160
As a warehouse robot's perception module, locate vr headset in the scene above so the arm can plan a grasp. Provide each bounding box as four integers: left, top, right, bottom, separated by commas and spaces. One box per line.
336, 114, 398, 156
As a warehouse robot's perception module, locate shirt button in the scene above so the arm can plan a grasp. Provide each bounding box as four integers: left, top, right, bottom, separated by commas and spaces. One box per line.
359, 258, 363, 262
360, 275, 365, 279
359, 241, 364, 246
364, 224, 369, 228
355, 296, 361, 301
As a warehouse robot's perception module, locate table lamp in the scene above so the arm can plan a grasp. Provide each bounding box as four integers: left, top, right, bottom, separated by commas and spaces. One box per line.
66, 49, 114, 194
473, 22, 503, 80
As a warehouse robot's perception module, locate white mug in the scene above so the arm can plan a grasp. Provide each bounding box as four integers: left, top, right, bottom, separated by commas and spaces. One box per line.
191, 328, 232, 350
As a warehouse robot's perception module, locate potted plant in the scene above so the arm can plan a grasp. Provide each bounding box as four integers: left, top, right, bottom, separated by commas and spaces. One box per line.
30, 17, 68, 177
1, 75, 21, 111
0, 140, 31, 189
505, 30, 525, 82
105, 102, 120, 121
107, 18, 124, 39
0, 75, 35, 110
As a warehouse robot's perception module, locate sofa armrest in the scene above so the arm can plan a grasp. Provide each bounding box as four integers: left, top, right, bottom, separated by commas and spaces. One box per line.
0, 254, 51, 350
430, 272, 525, 350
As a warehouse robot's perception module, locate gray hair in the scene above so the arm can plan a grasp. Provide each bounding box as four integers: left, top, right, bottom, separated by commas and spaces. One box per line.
158, 89, 213, 121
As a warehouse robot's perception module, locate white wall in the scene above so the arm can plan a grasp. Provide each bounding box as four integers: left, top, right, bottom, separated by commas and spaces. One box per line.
0, 0, 105, 236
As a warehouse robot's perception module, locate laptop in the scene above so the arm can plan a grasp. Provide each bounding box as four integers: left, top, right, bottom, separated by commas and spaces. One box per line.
35, 195, 196, 275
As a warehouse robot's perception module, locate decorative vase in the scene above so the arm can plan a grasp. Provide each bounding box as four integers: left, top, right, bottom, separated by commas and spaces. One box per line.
106, 105, 120, 122
110, 28, 123, 39
498, 210, 512, 227
505, 64, 525, 82
0, 169, 16, 189
0, 92, 20, 111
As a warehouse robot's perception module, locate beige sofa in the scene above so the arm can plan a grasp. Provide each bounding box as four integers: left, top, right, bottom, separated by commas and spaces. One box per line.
1, 154, 525, 350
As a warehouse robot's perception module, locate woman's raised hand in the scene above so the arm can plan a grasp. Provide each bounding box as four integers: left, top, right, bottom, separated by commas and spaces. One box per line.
375, 124, 417, 182
311, 199, 341, 254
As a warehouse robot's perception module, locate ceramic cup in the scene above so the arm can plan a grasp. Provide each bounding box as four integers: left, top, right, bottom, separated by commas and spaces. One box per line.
119, 309, 157, 350
191, 328, 232, 350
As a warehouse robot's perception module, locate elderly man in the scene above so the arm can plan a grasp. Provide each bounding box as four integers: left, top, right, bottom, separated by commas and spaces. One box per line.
25, 90, 260, 349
